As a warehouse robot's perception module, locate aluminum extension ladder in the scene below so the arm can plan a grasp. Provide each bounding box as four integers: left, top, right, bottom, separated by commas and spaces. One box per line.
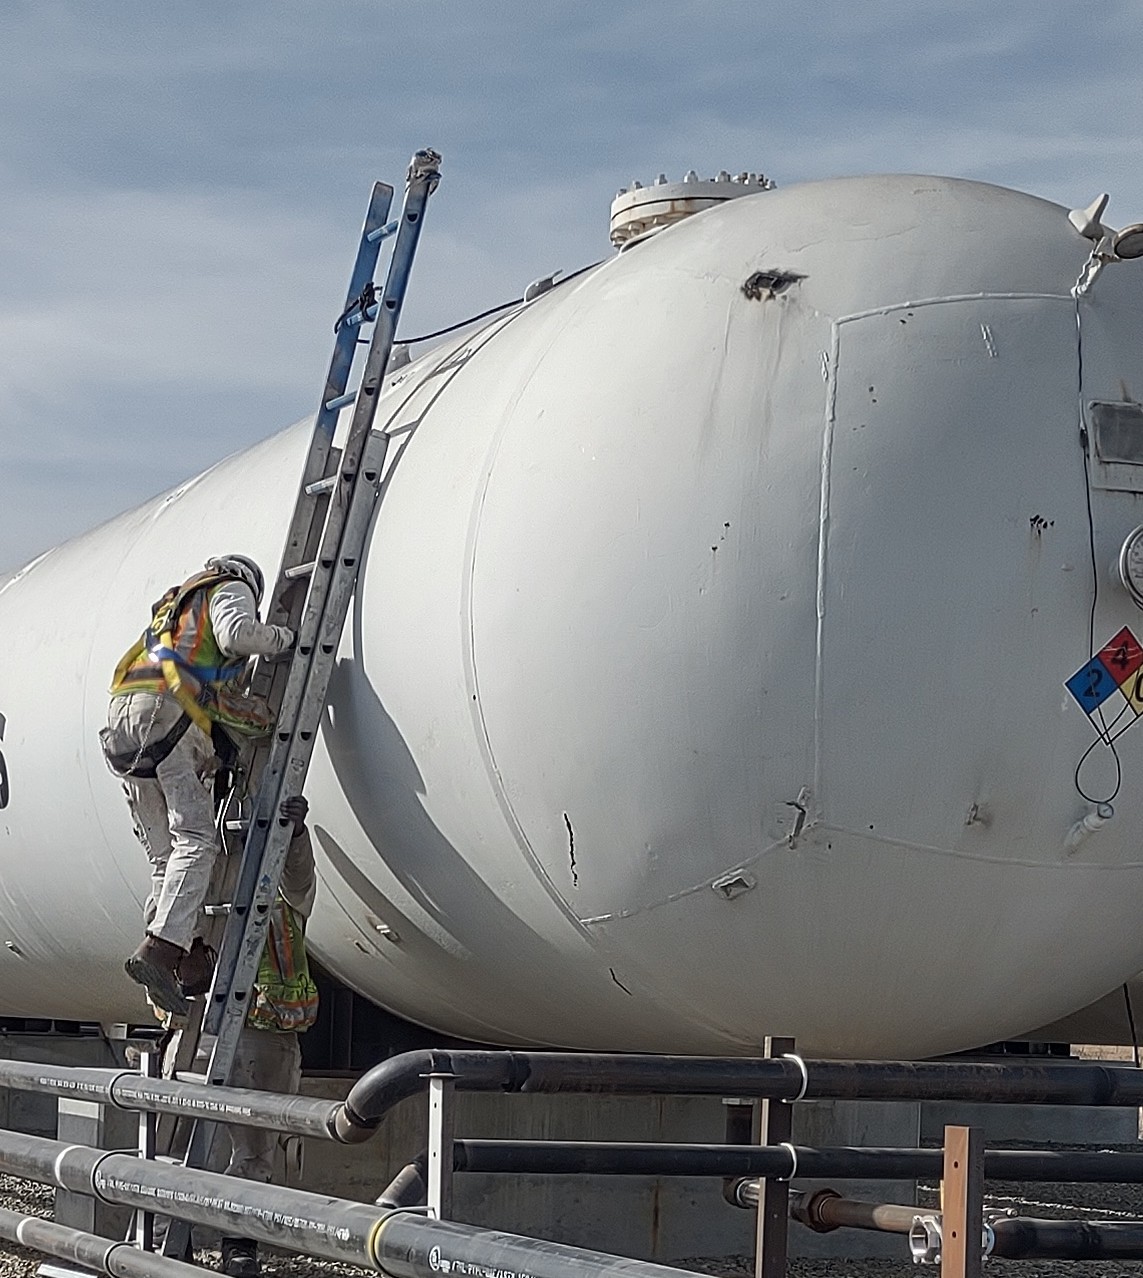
157, 148, 441, 1259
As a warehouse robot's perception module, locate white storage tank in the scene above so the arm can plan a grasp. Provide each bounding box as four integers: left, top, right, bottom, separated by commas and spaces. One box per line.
2, 172, 1143, 1058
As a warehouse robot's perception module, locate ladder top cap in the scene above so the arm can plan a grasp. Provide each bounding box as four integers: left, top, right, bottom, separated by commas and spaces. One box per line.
409, 150, 442, 185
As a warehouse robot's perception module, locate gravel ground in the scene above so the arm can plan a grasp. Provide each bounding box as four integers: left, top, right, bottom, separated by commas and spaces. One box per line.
4, 1163, 1143, 1277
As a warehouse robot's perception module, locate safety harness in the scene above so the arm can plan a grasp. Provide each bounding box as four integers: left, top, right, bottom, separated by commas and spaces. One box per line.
109, 566, 278, 749
110, 570, 248, 731
99, 711, 192, 780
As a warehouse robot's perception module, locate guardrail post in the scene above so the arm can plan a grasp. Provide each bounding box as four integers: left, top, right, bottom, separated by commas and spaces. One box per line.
426, 1072, 456, 1221
135, 1049, 158, 1250
940, 1124, 983, 1278
754, 1036, 795, 1278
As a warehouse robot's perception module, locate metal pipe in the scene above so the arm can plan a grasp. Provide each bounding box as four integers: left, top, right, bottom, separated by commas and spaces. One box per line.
0, 1058, 344, 1140
373, 1212, 707, 1278
0, 1128, 385, 1267
336, 1049, 1143, 1139
789, 1188, 916, 1234
376, 1154, 427, 1209
991, 1218, 1143, 1260
111, 1073, 341, 1141
0, 1205, 205, 1278
454, 1140, 1143, 1183
0, 1130, 704, 1278
8, 1051, 1143, 1147
789, 1192, 1143, 1260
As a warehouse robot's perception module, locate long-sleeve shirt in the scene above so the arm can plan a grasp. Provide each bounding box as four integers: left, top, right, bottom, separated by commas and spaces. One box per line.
208, 581, 293, 658
280, 825, 316, 920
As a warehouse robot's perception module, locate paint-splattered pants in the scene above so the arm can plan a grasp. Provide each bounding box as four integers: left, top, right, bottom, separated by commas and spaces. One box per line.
106, 691, 218, 952
225, 1027, 303, 1183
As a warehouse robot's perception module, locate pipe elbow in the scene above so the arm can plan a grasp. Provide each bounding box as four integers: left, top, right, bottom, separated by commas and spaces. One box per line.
331, 1103, 376, 1145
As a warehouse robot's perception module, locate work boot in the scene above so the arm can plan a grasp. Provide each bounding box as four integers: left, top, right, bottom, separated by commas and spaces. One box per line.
177, 937, 216, 997
124, 935, 190, 1016
221, 1237, 259, 1278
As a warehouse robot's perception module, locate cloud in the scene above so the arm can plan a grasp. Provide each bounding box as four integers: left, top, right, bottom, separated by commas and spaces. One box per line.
3, 0, 1143, 571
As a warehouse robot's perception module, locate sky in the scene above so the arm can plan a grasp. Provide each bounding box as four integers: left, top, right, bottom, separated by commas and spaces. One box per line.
2, 0, 1143, 573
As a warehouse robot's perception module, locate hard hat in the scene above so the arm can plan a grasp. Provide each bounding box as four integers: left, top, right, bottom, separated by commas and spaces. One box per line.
205, 554, 265, 606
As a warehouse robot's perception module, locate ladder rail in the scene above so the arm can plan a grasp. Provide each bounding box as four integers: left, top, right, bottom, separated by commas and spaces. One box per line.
252, 181, 394, 708
275, 179, 393, 578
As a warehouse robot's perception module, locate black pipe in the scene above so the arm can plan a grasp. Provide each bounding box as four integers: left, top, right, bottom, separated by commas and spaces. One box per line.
450, 1140, 1143, 1183
790, 1191, 1143, 1261
377, 1153, 427, 1209
0, 1128, 702, 1278
991, 1218, 1143, 1260
4, 1051, 1140, 1147
0, 1059, 343, 1140
336, 1050, 804, 1139
373, 1212, 706, 1278
0, 1205, 205, 1278
337, 1050, 1143, 1138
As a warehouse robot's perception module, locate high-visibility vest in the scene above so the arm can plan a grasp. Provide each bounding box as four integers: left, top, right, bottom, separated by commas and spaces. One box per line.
109, 570, 248, 733
247, 898, 320, 1033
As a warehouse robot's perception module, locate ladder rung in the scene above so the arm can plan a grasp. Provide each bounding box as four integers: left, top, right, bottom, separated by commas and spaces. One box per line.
224, 819, 248, 832
338, 302, 381, 332
366, 217, 400, 243
305, 474, 337, 496
324, 390, 356, 412
284, 561, 315, 580
203, 903, 232, 916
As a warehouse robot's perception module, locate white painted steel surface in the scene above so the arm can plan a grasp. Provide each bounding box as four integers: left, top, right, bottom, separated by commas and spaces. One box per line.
2, 174, 1143, 1057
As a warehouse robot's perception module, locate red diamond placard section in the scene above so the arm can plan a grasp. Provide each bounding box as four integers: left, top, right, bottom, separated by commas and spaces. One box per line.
1098, 626, 1143, 687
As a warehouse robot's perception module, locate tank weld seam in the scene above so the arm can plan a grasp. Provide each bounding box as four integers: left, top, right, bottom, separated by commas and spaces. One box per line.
834, 290, 1071, 327
814, 320, 840, 806
462, 298, 601, 940
815, 821, 1143, 868
576, 840, 789, 924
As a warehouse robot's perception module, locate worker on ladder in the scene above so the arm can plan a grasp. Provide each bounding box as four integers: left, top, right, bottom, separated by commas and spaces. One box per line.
100, 555, 294, 1016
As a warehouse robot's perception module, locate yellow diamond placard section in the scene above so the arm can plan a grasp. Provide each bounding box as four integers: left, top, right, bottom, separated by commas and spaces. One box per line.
1121, 669, 1143, 717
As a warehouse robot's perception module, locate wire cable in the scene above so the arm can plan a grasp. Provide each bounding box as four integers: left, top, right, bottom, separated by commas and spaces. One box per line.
1124, 982, 1141, 1070
361, 259, 607, 347
384, 296, 523, 345
1073, 286, 1123, 804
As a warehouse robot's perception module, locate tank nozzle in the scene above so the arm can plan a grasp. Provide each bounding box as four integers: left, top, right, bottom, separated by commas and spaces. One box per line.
1065, 802, 1114, 853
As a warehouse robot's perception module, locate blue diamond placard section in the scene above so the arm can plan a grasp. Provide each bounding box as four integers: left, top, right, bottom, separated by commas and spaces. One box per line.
1065, 656, 1118, 714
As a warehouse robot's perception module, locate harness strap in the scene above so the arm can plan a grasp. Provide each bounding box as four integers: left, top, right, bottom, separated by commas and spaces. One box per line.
99, 712, 193, 780
144, 635, 246, 684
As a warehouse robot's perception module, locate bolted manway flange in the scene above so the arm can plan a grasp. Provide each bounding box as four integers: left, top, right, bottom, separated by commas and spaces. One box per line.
610, 169, 774, 247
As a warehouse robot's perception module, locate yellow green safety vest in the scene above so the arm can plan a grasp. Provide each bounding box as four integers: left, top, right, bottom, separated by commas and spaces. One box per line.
247, 898, 319, 1033
109, 570, 250, 733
